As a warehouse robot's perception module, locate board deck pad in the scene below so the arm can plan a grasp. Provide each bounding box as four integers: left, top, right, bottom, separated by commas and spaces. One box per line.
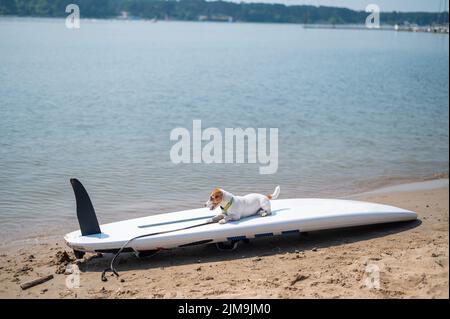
64, 198, 417, 253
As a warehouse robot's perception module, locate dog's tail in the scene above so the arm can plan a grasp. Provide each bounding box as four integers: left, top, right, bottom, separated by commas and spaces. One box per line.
267, 186, 280, 200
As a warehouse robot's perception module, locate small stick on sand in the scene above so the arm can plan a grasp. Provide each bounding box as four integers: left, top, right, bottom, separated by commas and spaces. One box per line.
20, 275, 54, 290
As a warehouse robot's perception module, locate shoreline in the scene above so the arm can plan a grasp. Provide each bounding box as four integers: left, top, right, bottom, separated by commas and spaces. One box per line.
346, 177, 449, 198
1, 16, 449, 34
0, 177, 448, 298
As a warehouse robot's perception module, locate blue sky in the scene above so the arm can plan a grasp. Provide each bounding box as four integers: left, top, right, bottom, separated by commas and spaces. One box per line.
234, 1, 449, 12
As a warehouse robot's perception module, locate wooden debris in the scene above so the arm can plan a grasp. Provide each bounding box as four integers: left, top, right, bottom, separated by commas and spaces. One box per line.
20, 274, 54, 290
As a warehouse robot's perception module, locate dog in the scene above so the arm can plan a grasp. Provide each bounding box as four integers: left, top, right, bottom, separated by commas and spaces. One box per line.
205, 186, 280, 224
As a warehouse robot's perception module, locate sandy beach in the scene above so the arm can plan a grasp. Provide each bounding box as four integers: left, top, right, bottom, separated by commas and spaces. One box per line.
0, 179, 448, 299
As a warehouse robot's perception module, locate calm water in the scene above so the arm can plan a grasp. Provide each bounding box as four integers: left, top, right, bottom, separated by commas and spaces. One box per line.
0, 18, 448, 242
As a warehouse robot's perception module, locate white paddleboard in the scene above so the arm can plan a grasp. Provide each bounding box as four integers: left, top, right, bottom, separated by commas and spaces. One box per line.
65, 187, 417, 254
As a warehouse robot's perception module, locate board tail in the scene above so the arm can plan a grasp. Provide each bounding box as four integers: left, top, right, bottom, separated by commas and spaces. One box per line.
267, 185, 280, 200
70, 178, 101, 236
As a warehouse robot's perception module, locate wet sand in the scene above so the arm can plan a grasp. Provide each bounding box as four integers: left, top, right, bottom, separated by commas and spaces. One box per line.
0, 179, 448, 299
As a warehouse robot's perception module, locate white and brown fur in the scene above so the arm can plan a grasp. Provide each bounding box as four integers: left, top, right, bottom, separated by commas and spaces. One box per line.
205, 186, 280, 224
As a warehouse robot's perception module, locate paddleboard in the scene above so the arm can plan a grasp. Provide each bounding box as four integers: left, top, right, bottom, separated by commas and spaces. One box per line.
64, 179, 417, 256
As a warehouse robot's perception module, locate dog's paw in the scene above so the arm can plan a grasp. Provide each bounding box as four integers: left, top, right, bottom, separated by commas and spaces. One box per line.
219, 219, 227, 224
261, 211, 269, 217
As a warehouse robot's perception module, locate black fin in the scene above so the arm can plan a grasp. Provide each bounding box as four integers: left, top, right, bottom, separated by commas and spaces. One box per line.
70, 178, 101, 236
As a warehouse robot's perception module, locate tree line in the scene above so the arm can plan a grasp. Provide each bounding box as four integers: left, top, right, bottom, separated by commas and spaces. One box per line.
0, 0, 448, 25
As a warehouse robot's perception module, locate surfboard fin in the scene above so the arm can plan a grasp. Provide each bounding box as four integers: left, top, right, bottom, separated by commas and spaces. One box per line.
70, 178, 101, 236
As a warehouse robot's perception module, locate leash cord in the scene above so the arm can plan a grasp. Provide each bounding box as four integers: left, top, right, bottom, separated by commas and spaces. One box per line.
101, 220, 214, 282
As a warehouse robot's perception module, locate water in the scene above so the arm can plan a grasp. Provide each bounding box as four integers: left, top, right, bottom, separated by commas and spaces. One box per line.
0, 18, 448, 242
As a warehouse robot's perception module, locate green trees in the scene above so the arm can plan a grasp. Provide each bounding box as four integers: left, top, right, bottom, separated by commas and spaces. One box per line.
0, 0, 447, 26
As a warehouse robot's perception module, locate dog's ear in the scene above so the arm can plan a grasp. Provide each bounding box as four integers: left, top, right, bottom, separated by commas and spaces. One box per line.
212, 188, 223, 200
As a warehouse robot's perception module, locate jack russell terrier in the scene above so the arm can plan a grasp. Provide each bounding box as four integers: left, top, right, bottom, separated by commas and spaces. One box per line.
205, 186, 280, 224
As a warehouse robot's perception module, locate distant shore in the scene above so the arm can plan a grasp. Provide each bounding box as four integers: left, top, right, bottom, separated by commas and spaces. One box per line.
303, 23, 449, 34
1, 15, 449, 34
0, 177, 448, 298
1, 0, 447, 27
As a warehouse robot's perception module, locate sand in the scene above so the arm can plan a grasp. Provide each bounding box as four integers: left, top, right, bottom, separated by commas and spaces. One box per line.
0, 180, 448, 299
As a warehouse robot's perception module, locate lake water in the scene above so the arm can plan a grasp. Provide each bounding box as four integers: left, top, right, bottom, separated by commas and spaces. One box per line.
0, 18, 448, 242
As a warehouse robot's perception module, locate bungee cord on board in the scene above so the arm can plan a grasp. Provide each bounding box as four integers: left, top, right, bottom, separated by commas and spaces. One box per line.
101, 220, 215, 282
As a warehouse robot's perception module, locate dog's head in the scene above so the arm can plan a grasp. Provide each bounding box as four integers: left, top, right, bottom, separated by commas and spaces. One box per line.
205, 188, 223, 210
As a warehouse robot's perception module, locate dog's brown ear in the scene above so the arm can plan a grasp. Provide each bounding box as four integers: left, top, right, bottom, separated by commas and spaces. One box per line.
212, 188, 223, 199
